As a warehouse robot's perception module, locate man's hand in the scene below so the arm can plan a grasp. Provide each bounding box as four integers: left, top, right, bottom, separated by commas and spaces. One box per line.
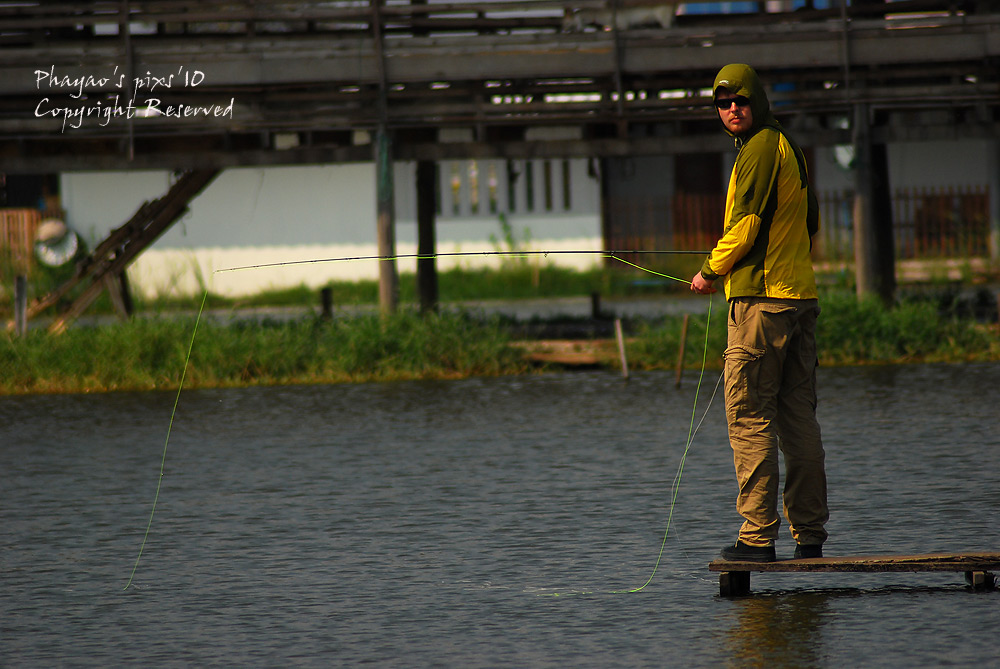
690, 271, 717, 295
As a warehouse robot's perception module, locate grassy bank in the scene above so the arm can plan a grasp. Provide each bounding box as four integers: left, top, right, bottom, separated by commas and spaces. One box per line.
2, 288, 998, 395
1, 311, 530, 394
628, 291, 1000, 371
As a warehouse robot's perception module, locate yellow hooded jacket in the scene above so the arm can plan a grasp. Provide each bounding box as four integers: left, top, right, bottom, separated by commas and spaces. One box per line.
700, 64, 819, 300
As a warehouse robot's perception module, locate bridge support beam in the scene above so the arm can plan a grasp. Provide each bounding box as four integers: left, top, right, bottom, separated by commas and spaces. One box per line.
989, 139, 1000, 262
416, 160, 438, 313
852, 102, 896, 304
375, 127, 399, 315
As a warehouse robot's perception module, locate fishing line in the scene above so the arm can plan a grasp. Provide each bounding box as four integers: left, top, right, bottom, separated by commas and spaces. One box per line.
615, 312, 721, 594
123, 289, 209, 591
542, 293, 718, 598
122, 248, 713, 590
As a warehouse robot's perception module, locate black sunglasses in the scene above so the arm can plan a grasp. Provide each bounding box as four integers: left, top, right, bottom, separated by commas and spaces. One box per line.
715, 96, 750, 110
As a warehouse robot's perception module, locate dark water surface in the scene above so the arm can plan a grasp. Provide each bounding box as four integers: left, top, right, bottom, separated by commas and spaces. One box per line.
3, 364, 999, 667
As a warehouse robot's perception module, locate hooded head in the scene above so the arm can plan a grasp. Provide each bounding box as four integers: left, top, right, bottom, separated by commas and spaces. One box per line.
712, 64, 775, 139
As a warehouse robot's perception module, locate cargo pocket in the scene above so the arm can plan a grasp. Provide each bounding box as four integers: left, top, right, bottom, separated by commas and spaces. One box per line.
724, 344, 765, 415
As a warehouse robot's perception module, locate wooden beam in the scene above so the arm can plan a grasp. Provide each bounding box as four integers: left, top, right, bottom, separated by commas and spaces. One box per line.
374, 127, 398, 316
709, 552, 1000, 597
23, 169, 219, 333
416, 160, 438, 314
0, 4, 998, 175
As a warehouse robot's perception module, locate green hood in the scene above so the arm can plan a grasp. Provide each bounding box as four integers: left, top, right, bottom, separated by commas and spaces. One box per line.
712, 63, 780, 142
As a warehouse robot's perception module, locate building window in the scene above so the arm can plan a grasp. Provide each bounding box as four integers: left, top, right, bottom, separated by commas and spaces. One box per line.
562, 159, 572, 211
543, 160, 553, 211
449, 162, 461, 215
435, 158, 581, 218
468, 160, 479, 214
506, 160, 517, 213
488, 162, 499, 214
525, 161, 535, 211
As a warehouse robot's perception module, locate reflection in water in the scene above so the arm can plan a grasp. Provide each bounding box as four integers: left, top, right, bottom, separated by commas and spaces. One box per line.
724, 592, 829, 668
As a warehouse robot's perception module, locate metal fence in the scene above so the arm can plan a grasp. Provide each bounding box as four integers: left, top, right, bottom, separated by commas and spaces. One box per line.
816, 185, 991, 261
893, 186, 990, 259
603, 191, 722, 266
606, 185, 992, 264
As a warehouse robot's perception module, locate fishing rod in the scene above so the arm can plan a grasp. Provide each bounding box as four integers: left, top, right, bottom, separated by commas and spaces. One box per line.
213, 248, 709, 276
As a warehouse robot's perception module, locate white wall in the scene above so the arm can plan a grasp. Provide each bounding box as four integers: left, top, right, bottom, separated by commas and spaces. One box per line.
60, 159, 602, 298
811, 139, 990, 193
61, 164, 378, 248
58, 139, 988, 298
888, 140, 989, 189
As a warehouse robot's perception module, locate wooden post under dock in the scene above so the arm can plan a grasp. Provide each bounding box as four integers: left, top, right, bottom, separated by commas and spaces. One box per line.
709, 552, 1000, 597
14, 274, 27, 337
614, 318, 628, 380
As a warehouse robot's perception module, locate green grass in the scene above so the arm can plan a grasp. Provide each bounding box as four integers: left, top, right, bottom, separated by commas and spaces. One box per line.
0, 310, 531, 394
627, 289, 1000, 369
815, 291, 1000, 364
2, 275, 998, 395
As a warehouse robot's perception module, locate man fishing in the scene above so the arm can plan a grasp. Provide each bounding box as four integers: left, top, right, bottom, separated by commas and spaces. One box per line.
690, 63, 829, 563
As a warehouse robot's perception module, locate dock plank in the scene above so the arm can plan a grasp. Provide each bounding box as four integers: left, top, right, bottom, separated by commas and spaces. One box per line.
707, 552, 1000, 596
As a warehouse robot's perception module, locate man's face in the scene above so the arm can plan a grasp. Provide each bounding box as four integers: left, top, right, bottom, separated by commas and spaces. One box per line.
715, 91, 753, 135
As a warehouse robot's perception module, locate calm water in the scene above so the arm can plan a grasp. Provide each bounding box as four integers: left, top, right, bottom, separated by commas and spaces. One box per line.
3, 364, 999, 667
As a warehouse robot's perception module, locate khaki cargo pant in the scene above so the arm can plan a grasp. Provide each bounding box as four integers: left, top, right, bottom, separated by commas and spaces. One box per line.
724, 297, 829, 547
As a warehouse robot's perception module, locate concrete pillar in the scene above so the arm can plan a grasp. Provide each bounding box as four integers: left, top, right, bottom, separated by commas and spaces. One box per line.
416, 160, 438, 313
989, 139, 1000, 262
852, 102, 895, 303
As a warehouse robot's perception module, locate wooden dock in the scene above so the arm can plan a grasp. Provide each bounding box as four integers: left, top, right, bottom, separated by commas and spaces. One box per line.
510, 339, 620, 366
708, 552, 1000, 597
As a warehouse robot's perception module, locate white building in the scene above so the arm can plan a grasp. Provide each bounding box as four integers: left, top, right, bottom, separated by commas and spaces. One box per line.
60, 157, 603, 298
57, 136, 996, 299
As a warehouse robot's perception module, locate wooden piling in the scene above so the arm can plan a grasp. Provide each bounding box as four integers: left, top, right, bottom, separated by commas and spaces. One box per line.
374, 127, 398, 316
614, 318, 628, 380
320, 287, 333, 320
14, 274, 27, 336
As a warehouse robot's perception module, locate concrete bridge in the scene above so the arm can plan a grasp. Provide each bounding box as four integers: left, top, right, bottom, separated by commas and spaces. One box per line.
2, 0, 999, 321
1, 0, 997, 171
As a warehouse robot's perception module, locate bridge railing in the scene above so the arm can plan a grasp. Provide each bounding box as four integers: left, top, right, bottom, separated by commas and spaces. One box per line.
0, 0, 975, 42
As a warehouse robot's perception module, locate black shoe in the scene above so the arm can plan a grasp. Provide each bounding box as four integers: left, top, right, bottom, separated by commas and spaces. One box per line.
793, 544, 823, 559
720, 541, 777, 563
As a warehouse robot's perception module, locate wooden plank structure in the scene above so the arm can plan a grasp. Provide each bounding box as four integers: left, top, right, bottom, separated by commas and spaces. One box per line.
1, 1, 998, 172
511, 338, 620, 366
709, 552, 1000, 597
10, 169, 219, 333
0, 208, 40, 276
2, 1, 998, 314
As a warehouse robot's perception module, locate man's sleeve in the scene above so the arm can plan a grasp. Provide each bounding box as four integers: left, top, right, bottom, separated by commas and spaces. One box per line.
700, 132, 779, 280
